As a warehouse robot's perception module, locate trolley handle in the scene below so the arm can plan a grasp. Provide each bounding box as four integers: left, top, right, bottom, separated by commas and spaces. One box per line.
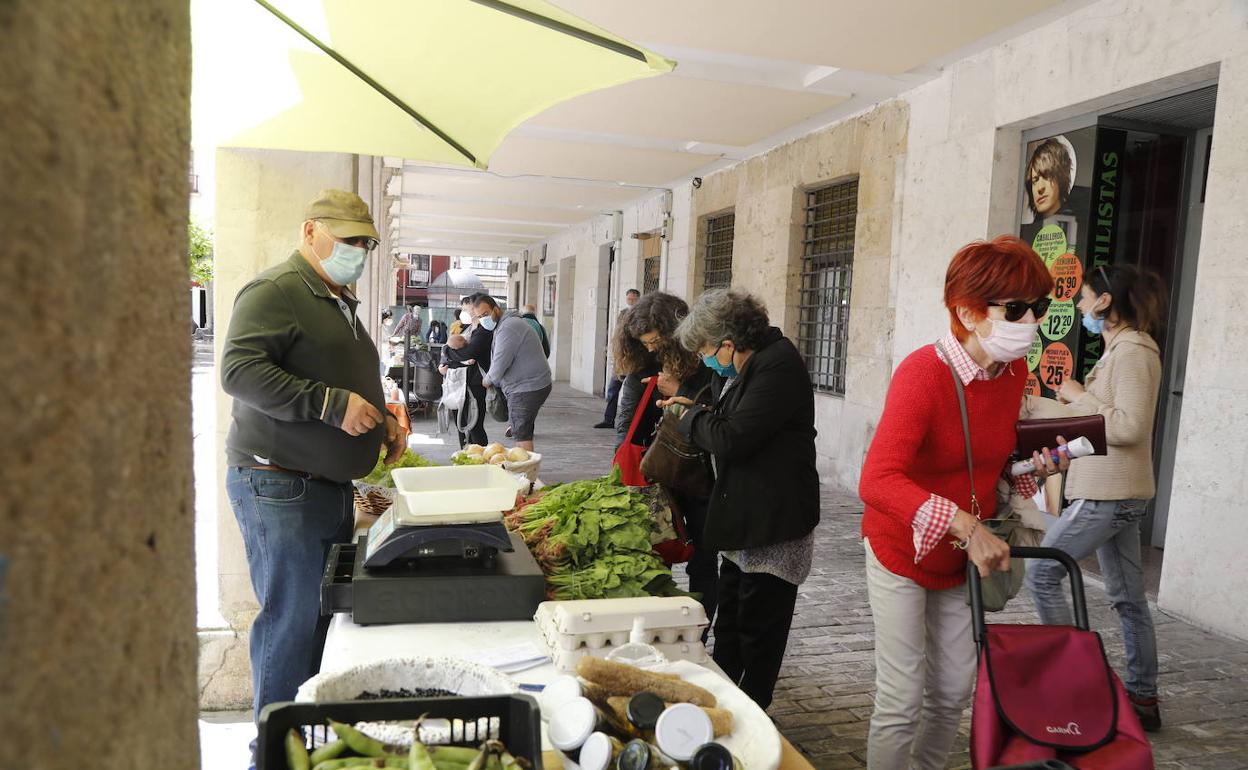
967, 546, 1089, 643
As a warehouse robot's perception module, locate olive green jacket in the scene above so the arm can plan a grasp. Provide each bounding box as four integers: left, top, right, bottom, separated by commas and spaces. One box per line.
221, 252, 385, 482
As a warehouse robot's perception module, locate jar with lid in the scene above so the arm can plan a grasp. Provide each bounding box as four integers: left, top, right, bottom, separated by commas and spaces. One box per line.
689, 742, 742, 770
576, 731, 624, 770
615, 739, 671, 770
654, 702, 715, 762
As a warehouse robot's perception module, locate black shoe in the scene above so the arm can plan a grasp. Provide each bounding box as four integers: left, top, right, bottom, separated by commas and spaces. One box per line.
593, 421, 612, 429
505, 426, 514, 438
1128, 692, 1162, 732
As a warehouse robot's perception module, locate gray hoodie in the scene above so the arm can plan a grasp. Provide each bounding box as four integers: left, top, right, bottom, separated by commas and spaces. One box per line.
486, 310, 553, 396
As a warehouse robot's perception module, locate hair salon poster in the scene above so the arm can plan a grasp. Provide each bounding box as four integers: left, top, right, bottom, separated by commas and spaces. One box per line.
1019, 128, 1095, 398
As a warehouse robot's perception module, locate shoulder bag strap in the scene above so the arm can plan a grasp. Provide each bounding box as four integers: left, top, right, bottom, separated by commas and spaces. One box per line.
623, 376, 660, 445
936, 341, 980, 519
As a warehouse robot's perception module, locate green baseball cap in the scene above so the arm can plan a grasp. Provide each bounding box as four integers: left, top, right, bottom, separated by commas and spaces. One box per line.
304, 189, 380, 241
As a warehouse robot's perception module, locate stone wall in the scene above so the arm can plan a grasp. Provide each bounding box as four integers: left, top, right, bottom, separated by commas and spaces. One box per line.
0, 0, 199, 765
684, 101, 910, 489
201, 148, 357, 709
888, 0, 1248, 641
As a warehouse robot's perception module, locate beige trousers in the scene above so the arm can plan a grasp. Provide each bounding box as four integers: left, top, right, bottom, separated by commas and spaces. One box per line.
864, 538, 977, 770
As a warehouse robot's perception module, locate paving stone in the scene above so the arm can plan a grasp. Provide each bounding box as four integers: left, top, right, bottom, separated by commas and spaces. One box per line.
413, 388, 1248, 767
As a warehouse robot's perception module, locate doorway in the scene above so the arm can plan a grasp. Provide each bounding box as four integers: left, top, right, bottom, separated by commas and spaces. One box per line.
1019, 83, 1217, 594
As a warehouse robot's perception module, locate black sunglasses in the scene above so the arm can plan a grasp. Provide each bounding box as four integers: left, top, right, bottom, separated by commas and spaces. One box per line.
987, 298, 1051, 322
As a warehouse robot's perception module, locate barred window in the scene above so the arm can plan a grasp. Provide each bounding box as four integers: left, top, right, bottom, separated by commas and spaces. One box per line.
703, 213, 734, 290
643, 255, 661, 294
798, 179, 858, 395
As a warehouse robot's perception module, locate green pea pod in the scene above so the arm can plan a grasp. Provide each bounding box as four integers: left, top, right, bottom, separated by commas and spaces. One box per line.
286, 729, 311, 770
464, 748, 490, 770
433, 761, 470, 770
312, 759, 384, 770
429, 746, 481, 764
329, 720, 388, 758
409, 739, 436, 770
310, 739, 347, 766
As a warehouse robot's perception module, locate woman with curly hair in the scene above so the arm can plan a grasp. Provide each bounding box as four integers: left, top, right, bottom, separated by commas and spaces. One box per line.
662, 288, 819, 709
614, 292, 719, 623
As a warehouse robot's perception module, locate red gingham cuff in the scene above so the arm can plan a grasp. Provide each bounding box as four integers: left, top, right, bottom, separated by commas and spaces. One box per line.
1011, 470, 1040, 500
913, 494, 959, 562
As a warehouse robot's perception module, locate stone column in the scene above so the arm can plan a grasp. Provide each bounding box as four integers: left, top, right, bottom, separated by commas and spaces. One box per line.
200, 148, 356, 708
0, 1, 198, 766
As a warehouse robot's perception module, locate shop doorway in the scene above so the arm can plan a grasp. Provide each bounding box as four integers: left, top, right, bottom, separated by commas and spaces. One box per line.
1018, 83, 1217, 592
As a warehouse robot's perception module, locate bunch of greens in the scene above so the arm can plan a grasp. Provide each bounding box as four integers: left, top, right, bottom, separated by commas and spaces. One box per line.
505, 467, 683, 600
452, 453, 485, 466
360, 449, 436, 487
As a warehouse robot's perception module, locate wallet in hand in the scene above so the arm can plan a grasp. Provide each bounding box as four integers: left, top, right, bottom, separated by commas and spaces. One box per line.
1016, 414, 1106, 457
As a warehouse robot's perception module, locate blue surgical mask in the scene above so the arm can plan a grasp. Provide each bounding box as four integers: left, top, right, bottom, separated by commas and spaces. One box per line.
321, 240, 367, 286
702, 345, 737, 378
480, 314, 497, 331
1081, 312, 1105, 336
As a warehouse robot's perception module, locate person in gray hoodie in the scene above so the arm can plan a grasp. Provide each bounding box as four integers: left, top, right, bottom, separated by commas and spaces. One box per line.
473, 294, 553, 450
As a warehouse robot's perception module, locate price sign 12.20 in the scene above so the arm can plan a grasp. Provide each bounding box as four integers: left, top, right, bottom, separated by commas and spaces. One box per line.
1042, 299, 1076, 342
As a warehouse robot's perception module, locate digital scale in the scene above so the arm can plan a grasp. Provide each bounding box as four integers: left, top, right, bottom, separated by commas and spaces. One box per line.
321, 465, 546, 625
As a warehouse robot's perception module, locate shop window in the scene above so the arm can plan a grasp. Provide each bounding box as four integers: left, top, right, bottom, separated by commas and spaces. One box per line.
703, 213, 734, 290
798, 179, 858, 396
406, 254, 431, 287
641, 232, 662, 294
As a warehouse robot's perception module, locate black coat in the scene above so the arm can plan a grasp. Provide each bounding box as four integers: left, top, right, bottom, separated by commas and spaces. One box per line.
678, 328, 820, 551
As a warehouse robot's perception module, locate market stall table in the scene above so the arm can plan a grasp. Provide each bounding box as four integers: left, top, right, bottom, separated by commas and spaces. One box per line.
320, 613, 815, 770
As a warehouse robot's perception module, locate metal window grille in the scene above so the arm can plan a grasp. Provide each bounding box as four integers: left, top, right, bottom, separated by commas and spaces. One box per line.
799, 179, 858, 395
643, 255, 661, 294
703, 213, 734, 290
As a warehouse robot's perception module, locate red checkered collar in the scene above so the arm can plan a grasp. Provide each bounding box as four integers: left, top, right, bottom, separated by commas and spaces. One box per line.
935, 332, 1010, 385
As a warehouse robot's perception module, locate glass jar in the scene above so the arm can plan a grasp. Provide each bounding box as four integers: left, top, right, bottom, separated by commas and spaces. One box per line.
689, 742, 742, 770
654, 703, 714, 762
577, 731, 624, 770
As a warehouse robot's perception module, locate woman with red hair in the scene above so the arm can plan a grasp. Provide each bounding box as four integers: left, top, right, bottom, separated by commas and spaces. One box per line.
859, 236, 1058, 769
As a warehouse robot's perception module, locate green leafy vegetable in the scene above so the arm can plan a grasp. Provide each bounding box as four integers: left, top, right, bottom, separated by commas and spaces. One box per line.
360, 449, 436, 487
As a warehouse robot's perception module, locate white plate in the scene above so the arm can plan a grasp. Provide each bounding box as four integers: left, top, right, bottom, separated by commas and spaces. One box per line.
648, 659, 781, 770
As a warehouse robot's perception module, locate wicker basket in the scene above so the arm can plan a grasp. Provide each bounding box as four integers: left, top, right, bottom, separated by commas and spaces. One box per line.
353, 483, 396, 515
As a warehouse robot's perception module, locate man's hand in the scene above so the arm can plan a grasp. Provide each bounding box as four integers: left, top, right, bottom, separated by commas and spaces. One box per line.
383, 413, 406, 464
342, 392, 383, 436
482, 377, 493, 389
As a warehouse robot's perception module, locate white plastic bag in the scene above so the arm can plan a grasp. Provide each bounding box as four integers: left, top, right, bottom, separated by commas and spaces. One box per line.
440, 365, 467, 410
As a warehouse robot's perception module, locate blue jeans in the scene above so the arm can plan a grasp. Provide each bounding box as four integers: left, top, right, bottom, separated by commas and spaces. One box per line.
1025, 498, 1159, 698
226, 467, 354, 721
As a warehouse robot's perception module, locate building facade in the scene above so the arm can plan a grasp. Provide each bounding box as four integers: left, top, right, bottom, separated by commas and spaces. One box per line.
516, 0, 1248, 642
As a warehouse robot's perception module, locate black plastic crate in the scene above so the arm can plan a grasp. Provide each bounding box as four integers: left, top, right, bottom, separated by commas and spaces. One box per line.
257, 695, 543, 770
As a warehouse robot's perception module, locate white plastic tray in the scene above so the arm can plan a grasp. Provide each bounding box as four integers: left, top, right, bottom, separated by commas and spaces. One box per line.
389, 465, 519, 521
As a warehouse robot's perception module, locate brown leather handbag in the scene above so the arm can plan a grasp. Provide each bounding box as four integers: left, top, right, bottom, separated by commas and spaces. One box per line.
640, 388, 713, 499
1016, 414, 1106, 458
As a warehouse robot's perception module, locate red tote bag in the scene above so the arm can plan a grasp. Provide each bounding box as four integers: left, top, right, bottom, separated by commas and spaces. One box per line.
612, 376, 659, 487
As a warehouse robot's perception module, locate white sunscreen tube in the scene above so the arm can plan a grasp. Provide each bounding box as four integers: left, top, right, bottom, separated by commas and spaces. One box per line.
1011, 436, 1095, 476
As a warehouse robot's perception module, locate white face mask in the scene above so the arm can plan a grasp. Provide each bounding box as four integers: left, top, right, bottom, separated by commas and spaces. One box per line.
976, 319, 1040, 363
459, 310, 473, 325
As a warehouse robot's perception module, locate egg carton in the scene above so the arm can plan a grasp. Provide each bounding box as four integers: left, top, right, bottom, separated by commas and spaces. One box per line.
534, 597, 710, 672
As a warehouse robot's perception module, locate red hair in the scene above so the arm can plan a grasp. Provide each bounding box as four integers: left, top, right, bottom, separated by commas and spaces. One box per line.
944, 236, 1054, 340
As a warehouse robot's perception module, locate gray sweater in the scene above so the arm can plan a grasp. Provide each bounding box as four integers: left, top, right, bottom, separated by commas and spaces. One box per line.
486, 310, 552, 396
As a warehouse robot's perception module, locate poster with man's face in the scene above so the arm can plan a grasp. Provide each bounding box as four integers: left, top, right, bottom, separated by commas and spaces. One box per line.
1018, 129, 1094, 398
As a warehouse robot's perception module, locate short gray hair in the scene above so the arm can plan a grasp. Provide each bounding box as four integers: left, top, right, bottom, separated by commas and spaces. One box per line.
676, 288, 771, 352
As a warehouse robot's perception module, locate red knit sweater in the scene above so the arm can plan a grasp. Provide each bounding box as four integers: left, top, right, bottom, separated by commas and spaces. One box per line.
860, 344, 1025, 590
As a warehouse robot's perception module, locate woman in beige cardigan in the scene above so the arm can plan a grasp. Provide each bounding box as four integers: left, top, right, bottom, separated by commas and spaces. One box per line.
1025, 264, 1168, 732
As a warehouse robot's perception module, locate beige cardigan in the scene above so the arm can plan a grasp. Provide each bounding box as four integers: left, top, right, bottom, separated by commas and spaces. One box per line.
1023, 329, 1162, 502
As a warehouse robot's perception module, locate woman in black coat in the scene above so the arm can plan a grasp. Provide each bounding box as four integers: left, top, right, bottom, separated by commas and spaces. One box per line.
660, 288, 820, 709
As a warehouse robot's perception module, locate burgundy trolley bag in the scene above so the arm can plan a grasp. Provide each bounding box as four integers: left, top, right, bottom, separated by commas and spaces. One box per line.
968, 546, 1154, 770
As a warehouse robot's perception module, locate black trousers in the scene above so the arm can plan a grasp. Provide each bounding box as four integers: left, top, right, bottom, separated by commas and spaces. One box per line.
602, 375, 623, 423
669, 488, 719, 630
712, 557, 799, 710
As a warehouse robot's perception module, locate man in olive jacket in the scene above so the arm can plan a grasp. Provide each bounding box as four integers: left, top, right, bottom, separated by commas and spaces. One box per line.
221, 190, 405, 735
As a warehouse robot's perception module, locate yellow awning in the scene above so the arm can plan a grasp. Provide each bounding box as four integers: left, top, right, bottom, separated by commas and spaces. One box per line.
192, 0, 675, 168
